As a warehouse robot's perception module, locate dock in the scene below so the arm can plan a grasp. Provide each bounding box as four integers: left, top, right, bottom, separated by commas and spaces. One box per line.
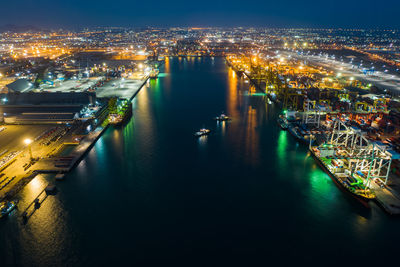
226, 58, 266, 94
0, 69, 152, 203
371, 181, 400, 215
33, 124, 109, 173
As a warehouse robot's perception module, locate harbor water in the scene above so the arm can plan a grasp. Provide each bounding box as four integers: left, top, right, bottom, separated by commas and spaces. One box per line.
1, 57, 400, 266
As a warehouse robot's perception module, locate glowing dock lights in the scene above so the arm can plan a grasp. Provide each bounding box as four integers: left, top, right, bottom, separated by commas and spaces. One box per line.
23, 138, 33, 161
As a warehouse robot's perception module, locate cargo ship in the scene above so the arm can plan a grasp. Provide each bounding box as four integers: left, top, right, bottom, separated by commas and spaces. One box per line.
277, 115, 289, 130
310, 144, 375, 204
287, 123, 314, 145
149, 68, 159, 79
108, 101, 132, 126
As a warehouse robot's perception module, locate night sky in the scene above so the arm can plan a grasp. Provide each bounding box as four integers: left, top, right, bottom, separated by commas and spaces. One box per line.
1, 0, 400, 28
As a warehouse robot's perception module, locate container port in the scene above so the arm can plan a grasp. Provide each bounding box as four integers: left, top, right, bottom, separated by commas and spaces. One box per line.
227, 52, 400, 215
1, 25, 400, 265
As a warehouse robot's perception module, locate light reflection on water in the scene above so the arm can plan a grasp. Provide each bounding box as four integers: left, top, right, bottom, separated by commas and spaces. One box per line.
197, 135, 208, 147
216, 121, 226, 135
244, 106, 259, 165
226, 68, 239, 119
277, 130, 288, 170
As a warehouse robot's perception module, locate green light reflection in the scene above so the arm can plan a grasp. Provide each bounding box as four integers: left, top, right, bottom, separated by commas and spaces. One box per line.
277, 130, 288, 169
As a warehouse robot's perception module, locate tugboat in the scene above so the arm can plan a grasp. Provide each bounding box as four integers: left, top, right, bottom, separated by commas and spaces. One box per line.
194, 128, 211, 137
0, 201, 16, 219
215, 113, 231, 121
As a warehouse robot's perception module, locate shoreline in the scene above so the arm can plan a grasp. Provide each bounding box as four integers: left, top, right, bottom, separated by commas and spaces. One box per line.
1, 75, 150, 203
225, 58, 400, 216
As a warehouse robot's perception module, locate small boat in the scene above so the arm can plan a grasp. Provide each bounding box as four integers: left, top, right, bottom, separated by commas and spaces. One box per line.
194, 128, 211, 137
0, 201, 16, 219
215, 113, 231, 121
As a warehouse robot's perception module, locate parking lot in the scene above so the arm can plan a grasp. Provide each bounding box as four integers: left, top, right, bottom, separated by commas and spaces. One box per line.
0, 125, 53, 156
40, 77, 103, 92
96, 77, 147, 99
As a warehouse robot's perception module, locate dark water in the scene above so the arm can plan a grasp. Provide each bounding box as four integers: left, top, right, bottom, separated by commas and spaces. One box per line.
1, 57, 400, 266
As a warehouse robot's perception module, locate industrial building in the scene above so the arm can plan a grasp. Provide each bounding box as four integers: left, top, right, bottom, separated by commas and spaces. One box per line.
0, 91, 100, 124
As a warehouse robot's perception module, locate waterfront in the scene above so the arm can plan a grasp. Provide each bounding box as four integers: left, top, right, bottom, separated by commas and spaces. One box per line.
1, 57, 400, 266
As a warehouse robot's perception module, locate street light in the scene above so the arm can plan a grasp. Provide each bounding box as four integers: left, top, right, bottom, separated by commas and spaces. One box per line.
24, 138, 33, 161
23, 138, 32, 145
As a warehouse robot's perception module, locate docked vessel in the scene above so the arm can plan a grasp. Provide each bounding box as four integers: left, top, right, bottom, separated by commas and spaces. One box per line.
310, 144, 375, 203
149, 68, 159, 79
277, 115, 289, 130
215, 113, 231, 121
194, 128, 211, 137
0, 201, 16, 219
287, 123, 314, 145
108, 100, 133, 126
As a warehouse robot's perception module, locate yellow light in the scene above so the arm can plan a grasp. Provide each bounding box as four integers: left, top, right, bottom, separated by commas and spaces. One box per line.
24, 138, 32, 145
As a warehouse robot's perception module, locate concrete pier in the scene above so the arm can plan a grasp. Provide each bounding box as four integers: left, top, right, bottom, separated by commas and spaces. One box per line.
0, 73, 150, 202
371, 180, 400, 215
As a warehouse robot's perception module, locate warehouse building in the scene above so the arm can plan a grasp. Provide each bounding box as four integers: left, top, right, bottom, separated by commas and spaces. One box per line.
0, 91, 100, 124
